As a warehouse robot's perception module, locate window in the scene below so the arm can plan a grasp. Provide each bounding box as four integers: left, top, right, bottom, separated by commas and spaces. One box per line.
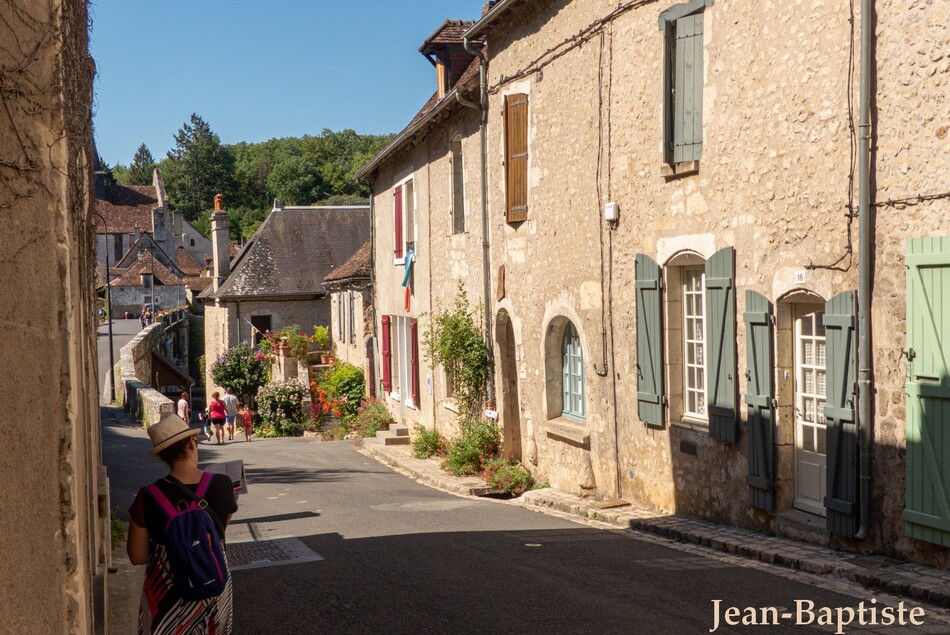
503, 93, 528, 222
190, 238, 195, 247
113, 234, 123, 263
794, 307, 827, 515
384, 315, 419, 409
561, 322, 585, 420
250, 315, 271, 348
337, 294, 345, 342
393, 180, 416, 262
451, 135, 465, 234
683, 267, 707, 419
660, 0, 708, 165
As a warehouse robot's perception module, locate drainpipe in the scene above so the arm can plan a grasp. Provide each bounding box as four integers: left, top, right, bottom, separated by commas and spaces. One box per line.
855, 0, 874, 541
462, 36, 496, 410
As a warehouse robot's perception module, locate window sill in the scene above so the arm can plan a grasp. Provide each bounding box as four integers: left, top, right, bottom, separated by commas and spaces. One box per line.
671, 415, 709, 433
393, 257, 405, 266
441, 400, 460, 414
660, 160, 700, 180
543, 417, 590, 447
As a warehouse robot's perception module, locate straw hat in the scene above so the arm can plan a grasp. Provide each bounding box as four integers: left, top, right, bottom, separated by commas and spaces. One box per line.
147, 412, 200, 455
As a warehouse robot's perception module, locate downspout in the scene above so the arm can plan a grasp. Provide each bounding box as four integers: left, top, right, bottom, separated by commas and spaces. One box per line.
462, 36, 496, 410
368, 184, 381, 398
855, 0, 874, 541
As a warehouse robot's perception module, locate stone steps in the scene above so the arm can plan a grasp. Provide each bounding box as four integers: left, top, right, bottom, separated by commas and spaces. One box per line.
375, 423, 410, 445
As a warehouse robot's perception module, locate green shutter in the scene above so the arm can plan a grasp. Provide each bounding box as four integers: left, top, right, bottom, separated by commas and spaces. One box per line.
673, 12, 703, 163
705, 247, 737, 442
823, 290, 859, 537
636, 254, 665, 427
904, 237, 950, 546
744, 291, 775, 510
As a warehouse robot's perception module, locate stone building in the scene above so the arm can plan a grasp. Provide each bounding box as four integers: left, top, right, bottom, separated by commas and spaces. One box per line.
0, 0, 109, 631
356, 19, 486, 436
324, 241, 374, 374
360, 1, 949, 567
202, 200, 370, 392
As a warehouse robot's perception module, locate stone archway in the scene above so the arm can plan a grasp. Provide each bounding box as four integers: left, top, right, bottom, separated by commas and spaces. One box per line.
496, 310, 522, 460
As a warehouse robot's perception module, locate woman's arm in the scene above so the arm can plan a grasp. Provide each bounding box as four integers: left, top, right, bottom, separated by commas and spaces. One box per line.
127, 520, 150, 565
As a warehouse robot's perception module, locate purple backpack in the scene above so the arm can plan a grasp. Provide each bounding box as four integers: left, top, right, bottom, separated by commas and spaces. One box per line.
146, 473, 229, 600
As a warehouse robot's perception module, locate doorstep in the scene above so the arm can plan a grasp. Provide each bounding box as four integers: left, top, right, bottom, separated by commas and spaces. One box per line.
360, 439, 495, 497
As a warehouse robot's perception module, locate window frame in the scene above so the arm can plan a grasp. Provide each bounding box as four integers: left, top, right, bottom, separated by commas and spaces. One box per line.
393, 179, 417, 265
682, 266, 707, 421
560, 322, 586, 421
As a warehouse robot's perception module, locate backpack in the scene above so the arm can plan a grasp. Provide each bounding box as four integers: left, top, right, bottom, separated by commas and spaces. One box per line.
145, 473, 229, 600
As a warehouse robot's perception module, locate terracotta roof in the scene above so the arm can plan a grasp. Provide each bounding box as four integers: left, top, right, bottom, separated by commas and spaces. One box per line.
95, 184, 158, 234
420, 19, 476, 52
176, 247, 205, 276
109, 252, 182, 287
209, 206, 371, 300
184, 276, 215, 292
324, 241, 371, 283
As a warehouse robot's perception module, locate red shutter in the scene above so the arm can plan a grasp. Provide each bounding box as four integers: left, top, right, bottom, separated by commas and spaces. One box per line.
394, 186, 403, 259
381, 315, 392, 392
410, 318, 420, 407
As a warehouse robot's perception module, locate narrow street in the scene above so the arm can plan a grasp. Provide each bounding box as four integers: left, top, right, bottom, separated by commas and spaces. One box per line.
103, 422, 950, 634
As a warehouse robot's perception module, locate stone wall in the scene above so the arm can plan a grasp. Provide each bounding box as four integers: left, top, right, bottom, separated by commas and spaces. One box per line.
473, 0, 948, 566
117, 322, 175, 426
0, 1, 105, 632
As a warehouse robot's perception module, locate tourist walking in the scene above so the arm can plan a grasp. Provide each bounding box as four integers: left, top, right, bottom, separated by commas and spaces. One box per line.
238, 403, 255, 442
221, 388, 239, 442
126, 413, 237, 634
207, 392, 227, 444
176, 392, 191, 424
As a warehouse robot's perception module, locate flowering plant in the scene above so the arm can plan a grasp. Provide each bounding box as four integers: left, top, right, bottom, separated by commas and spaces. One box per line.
210, 343, 269, 403
256, 380, 307, 437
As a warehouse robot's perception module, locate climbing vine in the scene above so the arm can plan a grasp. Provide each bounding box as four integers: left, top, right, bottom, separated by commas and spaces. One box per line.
422, 284, 489, 418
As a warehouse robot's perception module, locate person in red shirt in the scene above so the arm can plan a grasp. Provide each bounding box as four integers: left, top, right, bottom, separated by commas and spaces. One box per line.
207, 391, 227, 444
238, 404, 255, 442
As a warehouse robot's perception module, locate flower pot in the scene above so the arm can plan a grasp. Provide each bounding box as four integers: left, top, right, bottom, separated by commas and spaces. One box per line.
279, 344, 292, 357
320, 354, 331, 364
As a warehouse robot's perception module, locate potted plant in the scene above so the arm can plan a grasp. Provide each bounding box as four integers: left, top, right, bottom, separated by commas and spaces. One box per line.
312, 325, 330, 351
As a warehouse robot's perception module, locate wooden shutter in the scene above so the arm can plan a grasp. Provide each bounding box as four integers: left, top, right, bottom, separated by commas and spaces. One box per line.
504, 94, 528, 223
672, 12, 703, 163
904, 237, 950, 546
381, 315, 392, 392
636, 254, 665, 427
705, 247, 738, 443
823, 290, 859, 537
410, 318, 420, 407
394, 186, 403, 259
744, 290, 775, 511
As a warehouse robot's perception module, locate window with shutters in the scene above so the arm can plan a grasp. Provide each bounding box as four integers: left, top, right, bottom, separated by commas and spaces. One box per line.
393, 180, 417, 264
544, 317, 587, 426
348, 292, 356, 344
451, 135, 465, 234
664, 252, 708, 429
683, 268, 707, 419
503, 93, 528, 223
794, 306, 828, 516
388, 316, 418, 409
660, 0, 709, 167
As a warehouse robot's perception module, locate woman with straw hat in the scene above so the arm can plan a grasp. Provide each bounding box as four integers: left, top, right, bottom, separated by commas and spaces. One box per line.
127, 413, 238, 634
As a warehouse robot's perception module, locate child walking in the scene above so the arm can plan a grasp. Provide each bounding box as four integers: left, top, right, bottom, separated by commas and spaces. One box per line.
239, 403, 255, 442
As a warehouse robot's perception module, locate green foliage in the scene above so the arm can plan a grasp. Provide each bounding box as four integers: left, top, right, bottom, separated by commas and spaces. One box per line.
196, 354, 206, 387
268, 155, 326, 205
210, 343, 269, 403
189, 317, 205, 385
276, 324, 311, 362
320, 362, 365, 418
422, 285, 489, 418
481, 458, 534, 496
312, 325, 330, 349
162, 114, 236, 221
111, 509, 128, 551
413, 425, 446, 459
128, 143, 156, 185
256, 380, 307, 437
442, 418, 500, 476
349, 398, 393, 438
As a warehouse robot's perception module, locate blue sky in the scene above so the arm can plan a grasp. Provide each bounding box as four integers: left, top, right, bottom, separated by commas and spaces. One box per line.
90, 1, 480, 165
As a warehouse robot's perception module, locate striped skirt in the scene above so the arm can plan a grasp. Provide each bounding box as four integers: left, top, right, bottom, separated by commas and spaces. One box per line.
138, 543, 233, 635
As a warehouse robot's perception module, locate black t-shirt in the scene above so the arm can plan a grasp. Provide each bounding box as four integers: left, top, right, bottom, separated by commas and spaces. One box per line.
129, 472, 238, 543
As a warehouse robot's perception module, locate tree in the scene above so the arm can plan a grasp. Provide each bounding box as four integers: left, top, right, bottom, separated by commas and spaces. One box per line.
267, 155, 326, 206
163, 114, 235, 221
128, 143, 156, 185
209, 343, 269, 406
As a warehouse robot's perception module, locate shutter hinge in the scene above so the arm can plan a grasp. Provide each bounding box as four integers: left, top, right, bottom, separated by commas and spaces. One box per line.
769, 314, 776, 325
903, 347, 916, 361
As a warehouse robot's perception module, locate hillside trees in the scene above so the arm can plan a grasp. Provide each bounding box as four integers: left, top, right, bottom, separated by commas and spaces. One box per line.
128, 143, 156, 185
162, 114, 236, 221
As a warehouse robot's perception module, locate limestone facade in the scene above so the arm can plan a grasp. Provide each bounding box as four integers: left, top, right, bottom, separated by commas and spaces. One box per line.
362, 0, 949, 567
0, 0, 108, 631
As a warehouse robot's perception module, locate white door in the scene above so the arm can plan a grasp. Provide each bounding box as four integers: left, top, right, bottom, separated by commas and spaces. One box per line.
794, 307, 827, 516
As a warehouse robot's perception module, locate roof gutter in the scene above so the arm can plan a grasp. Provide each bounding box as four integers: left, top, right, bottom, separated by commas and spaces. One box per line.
355, 88, 462, 181
463, 0, 518, 39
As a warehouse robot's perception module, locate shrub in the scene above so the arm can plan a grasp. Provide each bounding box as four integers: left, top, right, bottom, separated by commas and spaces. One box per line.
320, 362, 365, 418
481, 458, 535, 496
256, 380, 307, 437
210, 343, 269, 404
413, 425, 446, 459
350, 398, 393, 438
442, 418, 500, 476
312, 325, 330, 349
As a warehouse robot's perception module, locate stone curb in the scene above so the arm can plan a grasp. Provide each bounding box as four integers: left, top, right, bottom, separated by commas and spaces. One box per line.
361, 441, 950, 609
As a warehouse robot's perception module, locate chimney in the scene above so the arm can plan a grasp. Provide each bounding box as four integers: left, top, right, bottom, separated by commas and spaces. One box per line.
211, 194, 230, 291
151, 207, 170, 254
172, 210, 183, 247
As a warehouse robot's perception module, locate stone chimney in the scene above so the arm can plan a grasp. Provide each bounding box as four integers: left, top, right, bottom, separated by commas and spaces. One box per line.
211, 194, 230, 291
151, 207, 171, 254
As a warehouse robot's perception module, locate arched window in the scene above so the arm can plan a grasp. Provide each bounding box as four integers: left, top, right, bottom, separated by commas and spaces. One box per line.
561, 322, 585, 420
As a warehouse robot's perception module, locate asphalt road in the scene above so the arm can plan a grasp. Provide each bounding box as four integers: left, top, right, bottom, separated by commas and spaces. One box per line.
96, 318, 142, 397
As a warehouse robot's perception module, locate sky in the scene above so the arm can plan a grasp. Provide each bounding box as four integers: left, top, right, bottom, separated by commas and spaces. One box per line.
90, 1, 481, 166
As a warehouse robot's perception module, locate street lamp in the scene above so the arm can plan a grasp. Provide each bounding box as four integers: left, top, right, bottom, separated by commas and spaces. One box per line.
96, 211, 116, 404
